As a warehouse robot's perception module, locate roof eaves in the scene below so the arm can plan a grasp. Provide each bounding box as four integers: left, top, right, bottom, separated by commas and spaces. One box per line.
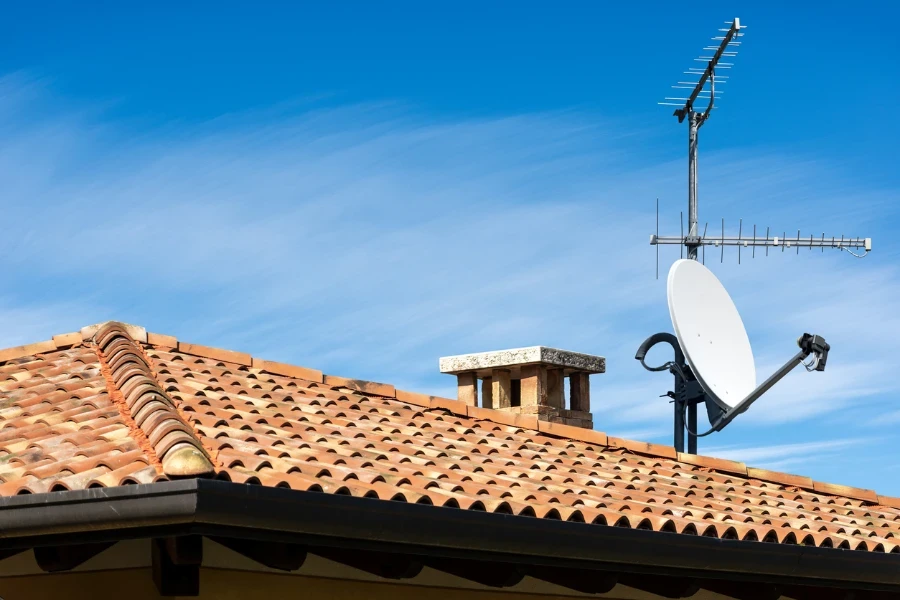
2, 479, 899, 593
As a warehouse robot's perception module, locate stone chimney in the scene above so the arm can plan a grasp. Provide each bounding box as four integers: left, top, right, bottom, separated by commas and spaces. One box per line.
439, 346, 605, 429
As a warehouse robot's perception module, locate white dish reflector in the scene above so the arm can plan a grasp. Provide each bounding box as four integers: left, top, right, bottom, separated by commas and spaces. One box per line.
667, 259, 755, 409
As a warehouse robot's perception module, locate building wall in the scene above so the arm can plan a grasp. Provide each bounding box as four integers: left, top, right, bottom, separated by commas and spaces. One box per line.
0, 567, 634, 600
0, 540, 734, 600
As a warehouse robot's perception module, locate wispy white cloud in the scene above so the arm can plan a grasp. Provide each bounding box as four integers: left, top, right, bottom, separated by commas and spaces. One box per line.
702, 438, 869, 472
870, 410, 900, 426
0, 300, 108, 348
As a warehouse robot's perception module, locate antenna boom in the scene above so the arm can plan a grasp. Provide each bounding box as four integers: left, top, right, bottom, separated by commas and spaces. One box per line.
651, 235, 871, 251
672, 17, 741, 123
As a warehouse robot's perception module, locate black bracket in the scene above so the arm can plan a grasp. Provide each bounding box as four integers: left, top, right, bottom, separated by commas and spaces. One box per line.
635, 332, 710, 454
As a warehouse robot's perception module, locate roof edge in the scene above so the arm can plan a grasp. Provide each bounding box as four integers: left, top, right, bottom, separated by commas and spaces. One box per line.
1, 479, 898, 591
0, 321, 893, 507
0, 335, 81, 363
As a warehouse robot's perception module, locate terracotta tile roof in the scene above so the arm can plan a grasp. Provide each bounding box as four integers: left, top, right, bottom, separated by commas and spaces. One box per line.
1, 321, 899, 553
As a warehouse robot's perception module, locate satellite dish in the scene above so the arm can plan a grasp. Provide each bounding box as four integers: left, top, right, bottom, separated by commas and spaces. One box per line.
635, 259, 832, 452
667, 259, 755, 410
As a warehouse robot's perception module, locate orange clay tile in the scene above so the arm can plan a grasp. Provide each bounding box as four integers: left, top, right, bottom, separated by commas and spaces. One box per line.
429, 395, 468, 414
465, 406, 538, 430
176, 342, 252, 366
52, 332, 82, 349
813, 480, 879, 503
81, 322, 147, 343
608, 436, 678, 460
0, 340, 56, 363
0, 320, 898, 555
878, 495, 900, 509
538, 420, 608, 446
251, 358, 323, 383
147, 332, 178, 348
677, 452, 747, 476
746, 467, 813, 489
323, 374, 395, 397
394, 388, 439, 408
93, 323, 214, 477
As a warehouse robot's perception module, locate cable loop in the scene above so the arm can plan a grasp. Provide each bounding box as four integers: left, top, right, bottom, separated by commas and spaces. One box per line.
802, 353, 820, 372
681, 401, 717, 438
841, 247, 868, 259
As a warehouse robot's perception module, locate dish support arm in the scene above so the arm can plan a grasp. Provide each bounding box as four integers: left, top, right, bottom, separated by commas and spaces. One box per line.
710, 334, 830, 432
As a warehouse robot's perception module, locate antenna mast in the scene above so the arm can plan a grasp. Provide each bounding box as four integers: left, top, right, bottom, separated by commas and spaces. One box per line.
679, 18, 739, 261
647, 18, 873, 455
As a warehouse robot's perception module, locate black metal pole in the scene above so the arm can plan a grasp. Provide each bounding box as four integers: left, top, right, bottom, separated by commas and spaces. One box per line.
687, 111, 699, 260
674, 398, 685, 453
687, 402, 697, 454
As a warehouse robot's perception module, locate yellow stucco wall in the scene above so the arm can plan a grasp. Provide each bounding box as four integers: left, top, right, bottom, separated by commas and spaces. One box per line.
0, 567, 632, 600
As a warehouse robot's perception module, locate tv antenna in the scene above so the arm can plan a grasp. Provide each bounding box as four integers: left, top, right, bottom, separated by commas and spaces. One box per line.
639, 18, 869, 454
652, 18, 871, 273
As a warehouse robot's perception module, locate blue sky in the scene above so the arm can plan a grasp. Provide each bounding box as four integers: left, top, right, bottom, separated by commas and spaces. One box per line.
1, 2, 899, 494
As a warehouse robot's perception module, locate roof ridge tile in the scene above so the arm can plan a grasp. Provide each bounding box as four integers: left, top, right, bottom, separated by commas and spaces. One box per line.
395, 388, 442, 408
251, 357, 323, 383
466, 404, 539, 431
812, 480, 879, 504
175, 342, 252, 367
877, 495, 900, 509
147, 332, 177, 348
323, 374, 395, 397
608, 436, 678, 460
677, 453, 748, 476
538, 420, 609, 447
51, 332, 82, 349
82, 321, 147, 343
0, 340, 62, 363
746, 467, 813, 489
92, 322, 215, 478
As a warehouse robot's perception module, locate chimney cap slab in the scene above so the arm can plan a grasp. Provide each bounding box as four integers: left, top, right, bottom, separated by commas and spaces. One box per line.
440, 346, 605, 378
